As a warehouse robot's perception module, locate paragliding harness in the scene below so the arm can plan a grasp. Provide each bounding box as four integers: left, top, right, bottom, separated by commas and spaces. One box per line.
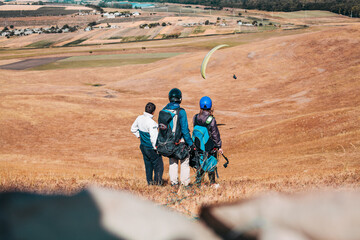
190, 114, 219, 177
156, 107, 189, 160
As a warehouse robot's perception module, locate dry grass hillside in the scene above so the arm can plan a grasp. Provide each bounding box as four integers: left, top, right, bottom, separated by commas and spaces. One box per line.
0, 23, 359, 216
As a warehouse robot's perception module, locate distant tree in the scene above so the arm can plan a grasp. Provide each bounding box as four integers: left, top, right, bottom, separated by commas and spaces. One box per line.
162, 22, 166, 26
88, 22, 97, 27
148, 22, 160, 28
69, 26, 77, 32
86, 4, 104, 13
10, 25, 14, 29
205, 20, 210, 25
162, 33, 180, 39
238, 12, 242, 16
210, 0, 220, 8
0, 1, 4, 5
139, 24, 147, 29
32, 1, 44, 5
112, 3, 132, 9
98, 2, 106, 8
62, 24, 70, 29
2, 26, 9, 32
352, 5, 360, 17
93, 0, 360, 19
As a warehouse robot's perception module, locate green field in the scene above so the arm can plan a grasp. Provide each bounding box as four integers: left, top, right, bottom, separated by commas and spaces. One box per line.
30, 52, 184, 70
192, 26, 206, 34
26, 41, 55, 48
112, 35, 151, 42
0, 47, 177, 61
275, 10, 339, 19
63, 39, 88, 47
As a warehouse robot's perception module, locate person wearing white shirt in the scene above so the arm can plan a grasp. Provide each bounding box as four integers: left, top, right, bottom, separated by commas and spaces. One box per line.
131, 102, 163, 185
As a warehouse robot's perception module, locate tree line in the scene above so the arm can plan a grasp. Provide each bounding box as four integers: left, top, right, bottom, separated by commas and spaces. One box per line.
129, 0, 360, 18
98, 1, 133, 9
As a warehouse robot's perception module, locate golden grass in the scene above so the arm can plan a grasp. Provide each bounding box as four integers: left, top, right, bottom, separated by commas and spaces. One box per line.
1, 24, 360, 217
1, 165, 359, 217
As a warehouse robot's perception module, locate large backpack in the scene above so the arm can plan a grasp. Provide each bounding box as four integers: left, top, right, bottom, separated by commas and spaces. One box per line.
156, 108, 188, 160
190, 115, 217, 172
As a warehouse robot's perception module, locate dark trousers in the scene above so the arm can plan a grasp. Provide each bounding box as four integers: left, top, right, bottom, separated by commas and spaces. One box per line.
196, 169, 216, 184
140, 145, 164, 185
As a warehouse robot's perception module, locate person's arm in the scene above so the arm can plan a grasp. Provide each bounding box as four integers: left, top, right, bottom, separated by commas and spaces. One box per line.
148, 120, 158, 149
209, 117, 222, 149
130, 116, 140, 138
179, 109, 193, 146
192, 114, 196, 127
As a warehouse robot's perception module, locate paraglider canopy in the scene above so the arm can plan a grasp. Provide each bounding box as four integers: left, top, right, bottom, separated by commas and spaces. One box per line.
201, 44, 229, 79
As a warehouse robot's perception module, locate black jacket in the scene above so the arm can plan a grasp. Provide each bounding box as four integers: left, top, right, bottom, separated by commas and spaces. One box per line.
193, 110, 222, 148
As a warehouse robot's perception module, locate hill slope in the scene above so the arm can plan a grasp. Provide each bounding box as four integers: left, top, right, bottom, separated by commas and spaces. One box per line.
0, 24, 359, 215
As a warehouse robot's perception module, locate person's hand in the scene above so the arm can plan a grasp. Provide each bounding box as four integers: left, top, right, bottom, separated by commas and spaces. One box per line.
218, 148, 223, 155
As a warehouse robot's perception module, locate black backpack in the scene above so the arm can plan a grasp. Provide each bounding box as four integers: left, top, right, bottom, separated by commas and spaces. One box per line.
156, 108, 189, 160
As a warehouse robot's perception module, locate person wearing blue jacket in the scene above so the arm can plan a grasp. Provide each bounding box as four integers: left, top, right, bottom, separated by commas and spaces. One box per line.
164, 88, 194, 186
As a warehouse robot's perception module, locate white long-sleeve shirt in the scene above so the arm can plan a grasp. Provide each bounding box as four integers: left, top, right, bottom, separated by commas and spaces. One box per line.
131, 112, 158, 149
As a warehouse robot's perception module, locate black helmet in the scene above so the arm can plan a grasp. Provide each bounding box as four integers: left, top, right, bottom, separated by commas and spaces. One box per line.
168, 88, 182, 103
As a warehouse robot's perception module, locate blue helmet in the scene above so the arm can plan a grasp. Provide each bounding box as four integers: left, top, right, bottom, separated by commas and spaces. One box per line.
200, 96, 212, 110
